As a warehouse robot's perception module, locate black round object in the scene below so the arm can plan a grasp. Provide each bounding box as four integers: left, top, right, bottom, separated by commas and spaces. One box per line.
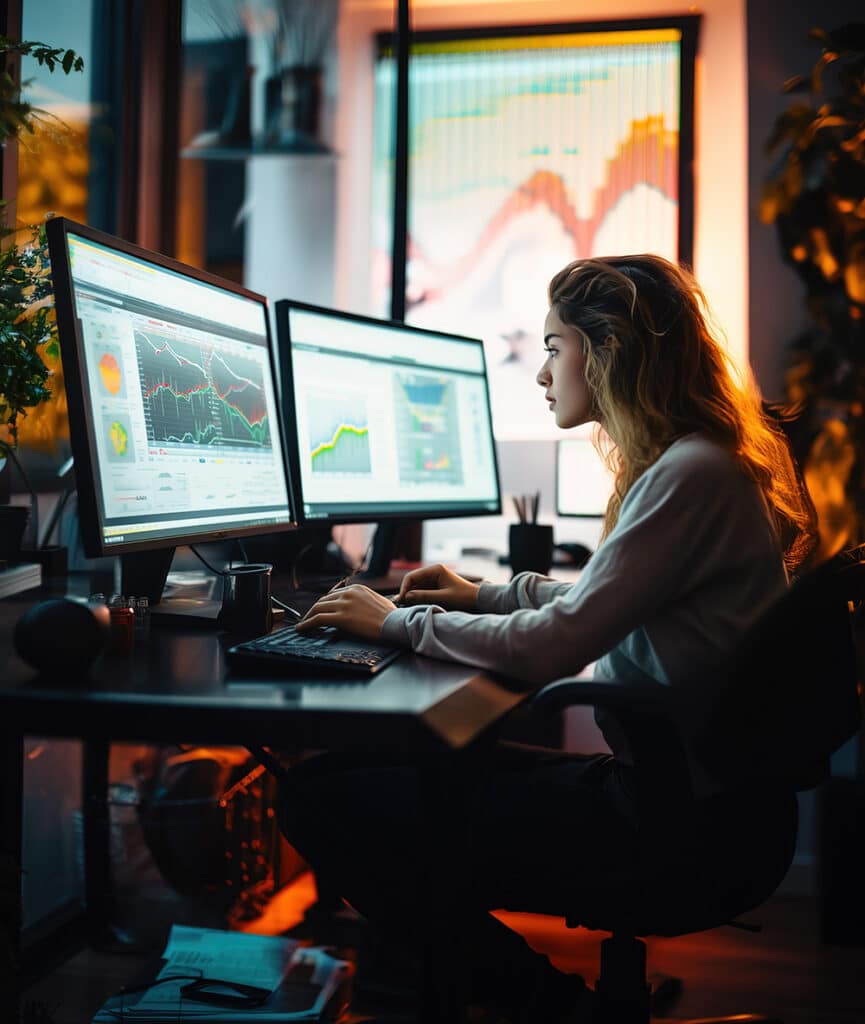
13, 598, 111, 675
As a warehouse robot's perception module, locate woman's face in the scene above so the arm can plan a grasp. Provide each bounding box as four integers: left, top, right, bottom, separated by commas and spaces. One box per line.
537, 306, 593, 429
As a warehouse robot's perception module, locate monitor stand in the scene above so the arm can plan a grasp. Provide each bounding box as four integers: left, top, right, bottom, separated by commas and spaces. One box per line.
121, 548, 222, 624
355, 520, 422, 595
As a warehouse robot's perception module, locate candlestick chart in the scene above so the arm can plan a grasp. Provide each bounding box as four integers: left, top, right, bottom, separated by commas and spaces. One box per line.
135, 331, 271, 448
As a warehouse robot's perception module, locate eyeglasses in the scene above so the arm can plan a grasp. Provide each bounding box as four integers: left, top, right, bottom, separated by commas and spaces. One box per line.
179, 976, 270, 1007
106, 971, 271, 1020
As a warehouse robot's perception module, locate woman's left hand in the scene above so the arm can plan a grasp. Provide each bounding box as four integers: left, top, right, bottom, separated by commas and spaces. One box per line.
296, 584, 396, 639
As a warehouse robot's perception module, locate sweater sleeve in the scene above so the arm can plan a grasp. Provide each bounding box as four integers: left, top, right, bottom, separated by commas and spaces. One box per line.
380, 440, 774, 687
476, 574, 576, 613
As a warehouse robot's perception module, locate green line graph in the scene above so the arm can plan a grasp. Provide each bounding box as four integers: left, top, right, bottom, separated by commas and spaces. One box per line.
308, 396, 372, 475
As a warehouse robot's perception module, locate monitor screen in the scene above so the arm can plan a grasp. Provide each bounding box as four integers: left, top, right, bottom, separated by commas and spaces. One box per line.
556, 436, 615, 518
47, 218, 295, 556
276, 302, 501, 523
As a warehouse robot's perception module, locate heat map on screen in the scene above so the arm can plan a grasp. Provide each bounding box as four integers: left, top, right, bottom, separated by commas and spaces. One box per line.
373, 25, 693, 439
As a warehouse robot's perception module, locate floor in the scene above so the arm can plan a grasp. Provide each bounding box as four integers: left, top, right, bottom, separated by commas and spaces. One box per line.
19, 866, 865, 1023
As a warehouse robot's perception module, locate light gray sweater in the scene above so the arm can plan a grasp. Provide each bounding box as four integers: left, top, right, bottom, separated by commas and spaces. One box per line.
382, 434, 788, 771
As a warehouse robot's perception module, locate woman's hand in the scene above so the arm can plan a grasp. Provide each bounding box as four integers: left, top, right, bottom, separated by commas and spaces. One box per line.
295, 585, 396, 639
396, 563, 480, 612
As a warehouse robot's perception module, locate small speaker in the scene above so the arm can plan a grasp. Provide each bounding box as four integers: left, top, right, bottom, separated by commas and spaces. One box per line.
13, 598, 111, 676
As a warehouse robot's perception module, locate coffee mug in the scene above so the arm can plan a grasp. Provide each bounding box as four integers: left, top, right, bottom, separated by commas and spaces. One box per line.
218, 563, 273, 634
508, 523, 554, 576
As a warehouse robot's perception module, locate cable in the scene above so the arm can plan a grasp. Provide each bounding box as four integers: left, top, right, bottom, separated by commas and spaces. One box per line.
271, 595, 302, 620
189, 545, 226, 577
356, 534, 375, 575
192, 544, 303, 619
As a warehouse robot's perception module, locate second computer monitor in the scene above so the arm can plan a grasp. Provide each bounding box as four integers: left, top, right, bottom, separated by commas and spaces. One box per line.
276, 301, 501, 524
556, 435, 615, 518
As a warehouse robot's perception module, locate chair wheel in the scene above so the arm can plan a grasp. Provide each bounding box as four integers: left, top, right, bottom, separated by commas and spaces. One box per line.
648, 973, 683, 1016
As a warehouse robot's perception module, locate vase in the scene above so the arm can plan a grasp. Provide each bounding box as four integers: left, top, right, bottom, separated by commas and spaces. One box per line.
263, 65, 327, 152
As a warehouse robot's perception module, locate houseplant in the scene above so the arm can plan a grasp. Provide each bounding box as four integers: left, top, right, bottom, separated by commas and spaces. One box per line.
0, 34, 83, 557
261, 0, 337, 150
760, 21, 865, 563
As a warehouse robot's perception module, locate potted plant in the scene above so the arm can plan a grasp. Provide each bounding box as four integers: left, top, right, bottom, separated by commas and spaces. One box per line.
759, 21, 865, 564
0, 34, 83, 561
261, 0, 337, 151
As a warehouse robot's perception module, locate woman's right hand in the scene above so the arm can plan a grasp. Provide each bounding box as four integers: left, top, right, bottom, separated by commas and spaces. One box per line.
396, 563, 481, 612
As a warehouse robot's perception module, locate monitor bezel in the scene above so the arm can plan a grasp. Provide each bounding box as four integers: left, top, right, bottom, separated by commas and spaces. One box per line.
275, 299, 503, 526
46, 216, 298, 558
555, 436, 611, 520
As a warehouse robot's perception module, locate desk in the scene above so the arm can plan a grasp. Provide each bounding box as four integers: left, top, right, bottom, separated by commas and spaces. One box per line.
0, 577, 527, 1022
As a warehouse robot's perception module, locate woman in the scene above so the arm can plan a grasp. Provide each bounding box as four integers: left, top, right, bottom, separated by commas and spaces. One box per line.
284, 255, 816, 1022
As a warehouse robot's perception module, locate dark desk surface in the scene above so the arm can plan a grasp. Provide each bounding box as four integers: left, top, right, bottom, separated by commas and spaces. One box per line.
0, 578, 526, 753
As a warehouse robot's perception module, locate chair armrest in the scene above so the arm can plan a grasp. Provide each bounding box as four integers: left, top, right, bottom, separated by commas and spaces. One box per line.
530, 676, 691, 716
529, 676, 698, 843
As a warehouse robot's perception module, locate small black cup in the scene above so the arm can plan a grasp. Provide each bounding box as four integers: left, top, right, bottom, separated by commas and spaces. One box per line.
218, 563, 273, 634
508, 523, 554, 576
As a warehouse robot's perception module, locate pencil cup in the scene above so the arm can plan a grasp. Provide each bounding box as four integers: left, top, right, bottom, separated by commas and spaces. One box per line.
218, 563, 273, 634
508, 524, 554, 576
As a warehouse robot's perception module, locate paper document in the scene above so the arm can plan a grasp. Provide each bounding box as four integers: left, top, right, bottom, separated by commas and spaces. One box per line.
91, 924, 352, 1022
158, 924, 294, 990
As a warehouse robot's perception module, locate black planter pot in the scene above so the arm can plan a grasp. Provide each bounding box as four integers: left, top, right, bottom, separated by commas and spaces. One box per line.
263, 65, 327, 152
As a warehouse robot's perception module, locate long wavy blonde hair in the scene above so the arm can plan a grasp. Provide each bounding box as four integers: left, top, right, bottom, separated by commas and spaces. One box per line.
547, 255, 817, 574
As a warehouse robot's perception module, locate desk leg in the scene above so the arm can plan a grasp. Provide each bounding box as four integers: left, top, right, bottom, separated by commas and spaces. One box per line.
418, 734, 496, 1024
1, 732, 23, 1024
83, 739, 114, 943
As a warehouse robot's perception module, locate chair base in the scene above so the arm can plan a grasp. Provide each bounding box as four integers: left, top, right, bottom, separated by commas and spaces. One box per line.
595, 935, 782, 1024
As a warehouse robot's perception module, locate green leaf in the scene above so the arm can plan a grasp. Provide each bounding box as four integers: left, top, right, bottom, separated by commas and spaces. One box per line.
783, 75, 812, 94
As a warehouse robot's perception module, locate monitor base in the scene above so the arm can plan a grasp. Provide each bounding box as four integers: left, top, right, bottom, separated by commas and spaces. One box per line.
150, 596, 223, 624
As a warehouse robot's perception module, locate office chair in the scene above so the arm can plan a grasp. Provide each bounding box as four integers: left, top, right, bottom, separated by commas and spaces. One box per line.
512, 547, 865, 1024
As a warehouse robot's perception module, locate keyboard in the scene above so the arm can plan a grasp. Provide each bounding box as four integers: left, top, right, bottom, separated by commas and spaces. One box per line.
226, 624, 403, 677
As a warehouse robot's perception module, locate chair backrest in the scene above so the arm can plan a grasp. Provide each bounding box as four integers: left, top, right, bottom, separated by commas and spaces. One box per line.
697, 547, 864, 791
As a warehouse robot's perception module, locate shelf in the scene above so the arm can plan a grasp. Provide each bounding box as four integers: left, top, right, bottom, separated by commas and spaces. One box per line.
181, 137, 333, 161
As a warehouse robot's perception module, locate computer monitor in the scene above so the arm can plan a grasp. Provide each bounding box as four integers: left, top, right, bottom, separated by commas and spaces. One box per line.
555, 436, 615, 518
46, 217, 295, 608
275, 300, 501, 578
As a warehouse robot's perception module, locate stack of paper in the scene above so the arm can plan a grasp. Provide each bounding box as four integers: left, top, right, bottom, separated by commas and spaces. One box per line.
0, 562, 41, 600
92, 924, 352, 1022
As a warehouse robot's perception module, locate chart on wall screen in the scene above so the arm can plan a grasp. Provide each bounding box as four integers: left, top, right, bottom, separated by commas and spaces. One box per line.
307, 394, 372, 475
135, 329, 272, 448
394, 373, 463, 485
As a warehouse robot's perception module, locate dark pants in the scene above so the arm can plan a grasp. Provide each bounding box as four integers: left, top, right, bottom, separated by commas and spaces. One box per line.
276, 742, 640, 1021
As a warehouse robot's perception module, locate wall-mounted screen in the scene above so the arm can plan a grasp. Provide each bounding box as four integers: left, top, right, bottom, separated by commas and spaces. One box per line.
556, 435, 615, 518
373, 17, 699, 440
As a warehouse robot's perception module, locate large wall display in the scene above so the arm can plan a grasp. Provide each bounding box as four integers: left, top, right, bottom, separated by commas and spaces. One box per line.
372, 19, 698, 439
